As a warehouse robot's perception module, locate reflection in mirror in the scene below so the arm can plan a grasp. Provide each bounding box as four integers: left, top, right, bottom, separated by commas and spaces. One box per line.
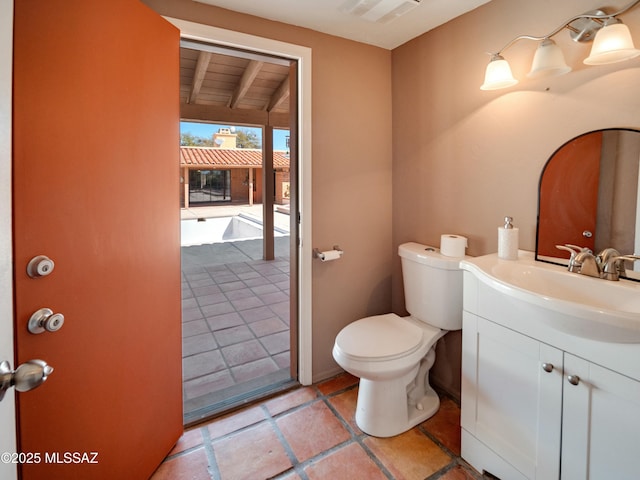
536, 129, 640, 281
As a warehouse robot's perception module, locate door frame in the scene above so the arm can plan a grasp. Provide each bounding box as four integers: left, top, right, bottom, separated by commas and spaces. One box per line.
1, 1, 16, 479
166, 17, 313, 385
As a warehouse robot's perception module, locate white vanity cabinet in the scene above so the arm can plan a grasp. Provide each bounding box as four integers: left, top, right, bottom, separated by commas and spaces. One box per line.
561, 354, 640, 479
462, 313, 562, 479
460, 268, 640, 480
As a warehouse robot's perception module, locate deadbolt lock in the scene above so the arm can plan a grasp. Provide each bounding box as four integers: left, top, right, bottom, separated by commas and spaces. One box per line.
27, 255, 55, 278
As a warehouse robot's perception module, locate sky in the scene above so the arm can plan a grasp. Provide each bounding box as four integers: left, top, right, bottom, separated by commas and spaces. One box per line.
180, 121, 290, 151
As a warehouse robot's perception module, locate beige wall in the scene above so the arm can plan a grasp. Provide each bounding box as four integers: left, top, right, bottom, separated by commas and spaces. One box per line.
144, 0, 640, 393
393, 0, 640, 397
143, 0, 394, 381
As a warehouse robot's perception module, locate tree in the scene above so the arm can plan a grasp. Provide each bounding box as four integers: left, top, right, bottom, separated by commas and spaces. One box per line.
235, 129, 261, 148
180, 132, 214, 146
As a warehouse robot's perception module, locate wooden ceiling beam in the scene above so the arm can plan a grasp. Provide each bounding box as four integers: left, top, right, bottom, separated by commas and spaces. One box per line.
267, 76, 290, 112
181, 103, 290, 129
229, 60, 263, 109
188, 51, 211, 104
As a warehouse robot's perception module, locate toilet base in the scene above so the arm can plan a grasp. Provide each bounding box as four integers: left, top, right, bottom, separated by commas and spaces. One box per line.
355, 373, 441, 438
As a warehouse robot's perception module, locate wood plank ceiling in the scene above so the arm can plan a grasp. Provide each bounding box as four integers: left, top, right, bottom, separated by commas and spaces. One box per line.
180, 42, 292, 128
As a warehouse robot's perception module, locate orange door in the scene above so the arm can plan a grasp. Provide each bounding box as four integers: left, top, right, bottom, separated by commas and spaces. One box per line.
537, 132, 602, 257
13, 1, 182, 478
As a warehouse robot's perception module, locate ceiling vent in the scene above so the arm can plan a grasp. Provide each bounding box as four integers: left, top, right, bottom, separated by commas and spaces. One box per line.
341, 0, 421, 24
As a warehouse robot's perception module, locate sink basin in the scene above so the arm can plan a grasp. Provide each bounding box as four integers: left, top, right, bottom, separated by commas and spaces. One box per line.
460, 251, 640, 343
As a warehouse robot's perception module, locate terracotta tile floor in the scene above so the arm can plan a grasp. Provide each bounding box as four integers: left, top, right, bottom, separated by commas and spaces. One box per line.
152, 373, 484, 480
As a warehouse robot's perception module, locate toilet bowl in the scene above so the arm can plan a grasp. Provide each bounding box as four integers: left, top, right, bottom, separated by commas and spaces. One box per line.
333, 313, 446, 437
332, 242, 465, 437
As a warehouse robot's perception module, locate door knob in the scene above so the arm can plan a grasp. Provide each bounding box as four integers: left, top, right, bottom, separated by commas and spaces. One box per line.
542, 363, 554, 373
0, 359, 54, 402
28, 308, 65, 334
567, 375, 580, 386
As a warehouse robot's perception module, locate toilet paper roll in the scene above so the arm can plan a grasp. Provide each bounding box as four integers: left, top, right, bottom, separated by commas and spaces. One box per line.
319, 249, 342, 262
440, 234, 468, 257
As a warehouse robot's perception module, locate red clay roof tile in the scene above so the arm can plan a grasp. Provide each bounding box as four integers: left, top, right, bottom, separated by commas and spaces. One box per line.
180, 147, 290, 169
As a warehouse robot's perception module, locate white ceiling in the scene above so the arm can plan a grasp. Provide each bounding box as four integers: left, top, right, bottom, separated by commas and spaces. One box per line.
193, 0, 493, 50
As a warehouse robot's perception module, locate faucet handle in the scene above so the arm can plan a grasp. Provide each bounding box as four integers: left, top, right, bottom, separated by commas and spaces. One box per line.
617, 254, 640, 261
556, 244, 591, 256
556, 244, 578, 257
555, 245, 582, 272
566, 244, 592, 254
597, 247, 620, 262
602, 254, 640, 281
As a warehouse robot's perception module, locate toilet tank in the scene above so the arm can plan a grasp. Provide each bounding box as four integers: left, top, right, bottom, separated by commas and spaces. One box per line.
398, 242, 465, 330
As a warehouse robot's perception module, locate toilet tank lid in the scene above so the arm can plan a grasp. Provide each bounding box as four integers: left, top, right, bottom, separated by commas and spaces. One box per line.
398, 242, 465, 270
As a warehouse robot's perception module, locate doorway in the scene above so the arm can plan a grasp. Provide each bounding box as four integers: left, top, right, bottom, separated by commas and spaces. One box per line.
166, 18, 312, 392
178, 40, 299, 424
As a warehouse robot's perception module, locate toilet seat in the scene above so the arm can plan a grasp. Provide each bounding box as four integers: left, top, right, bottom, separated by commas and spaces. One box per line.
335, 313, 440, 362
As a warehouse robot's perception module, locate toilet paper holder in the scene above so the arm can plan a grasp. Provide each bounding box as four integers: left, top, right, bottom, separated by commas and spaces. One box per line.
313, 245, 344, 261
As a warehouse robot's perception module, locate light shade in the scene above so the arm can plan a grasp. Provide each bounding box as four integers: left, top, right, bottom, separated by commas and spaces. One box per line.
584, 22, 640, 65
480, 55, 518, 90
527, 39, 572, 78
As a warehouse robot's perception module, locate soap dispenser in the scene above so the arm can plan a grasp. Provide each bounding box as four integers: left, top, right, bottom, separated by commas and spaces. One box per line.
498, 216, 519, 260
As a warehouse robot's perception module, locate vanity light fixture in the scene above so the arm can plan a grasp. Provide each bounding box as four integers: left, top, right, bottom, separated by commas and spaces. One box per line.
481, 0, 640, 90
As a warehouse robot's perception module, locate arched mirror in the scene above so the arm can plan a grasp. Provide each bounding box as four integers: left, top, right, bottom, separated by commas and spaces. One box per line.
536, 128, 640, 281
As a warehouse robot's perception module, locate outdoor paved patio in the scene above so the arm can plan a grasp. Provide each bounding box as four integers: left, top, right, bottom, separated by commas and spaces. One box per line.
181, 205, 294, 424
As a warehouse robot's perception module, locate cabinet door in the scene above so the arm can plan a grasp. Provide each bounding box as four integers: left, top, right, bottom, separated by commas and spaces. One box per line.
462, 315, 563, 479
562, 355, 640, 480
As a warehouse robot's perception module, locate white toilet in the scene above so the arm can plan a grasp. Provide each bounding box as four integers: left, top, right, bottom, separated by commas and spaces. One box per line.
332, 242, 465, 437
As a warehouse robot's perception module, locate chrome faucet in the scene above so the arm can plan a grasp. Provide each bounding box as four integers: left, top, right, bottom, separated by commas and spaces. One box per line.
574, 249, 601, 278
556, 244, 640, 281
555, 244, 599, 277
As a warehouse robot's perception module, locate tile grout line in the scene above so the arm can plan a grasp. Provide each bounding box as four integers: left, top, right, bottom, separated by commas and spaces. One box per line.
416, 420, 484, 480
187, 392, 354, 479
213, 271, 265, 384
166, 377, 475, 480
318, 382, 480, 480
159, 426, 219, 480
427, 459, 484, 480
417, 422, 458, 458
276, 438, 359, 478
262, 391, 390, 479
259, 404, 309, 480
197, 395, 320, 446
182, 257, 292, 405
200, 424, 222, 480
317, 385, 396, 480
